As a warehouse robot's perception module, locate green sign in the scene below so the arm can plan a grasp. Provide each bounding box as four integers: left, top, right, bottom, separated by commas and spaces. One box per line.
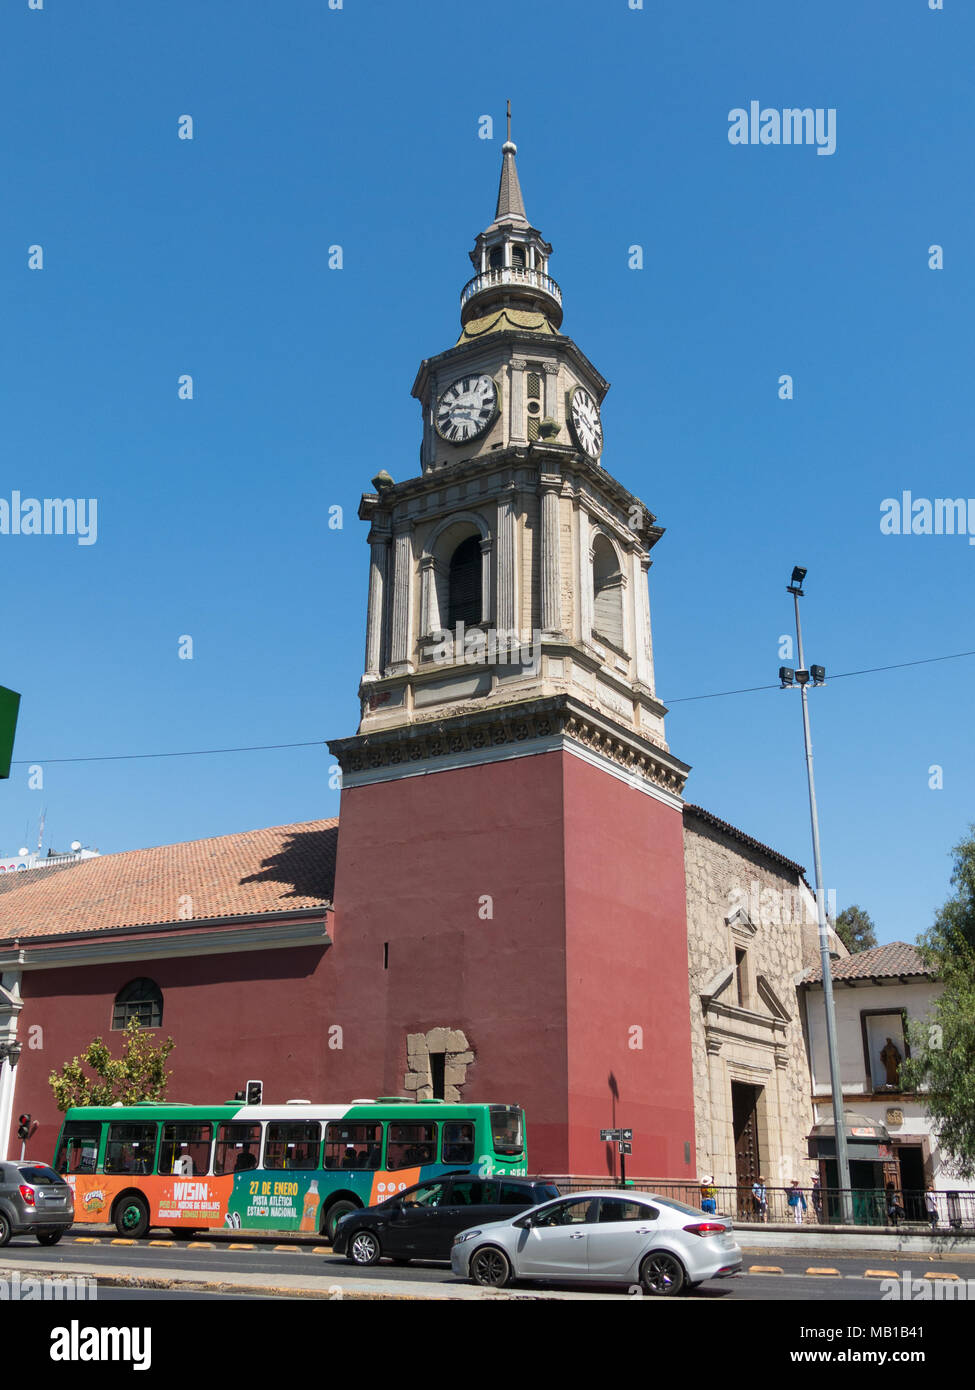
0, 686, 21, 779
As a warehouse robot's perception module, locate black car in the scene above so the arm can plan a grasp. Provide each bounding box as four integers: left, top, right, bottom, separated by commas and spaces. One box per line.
333, 1173, 560, 1265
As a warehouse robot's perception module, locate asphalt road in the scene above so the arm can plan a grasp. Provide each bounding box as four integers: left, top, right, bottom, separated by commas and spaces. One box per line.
1, 1231, 969, 1301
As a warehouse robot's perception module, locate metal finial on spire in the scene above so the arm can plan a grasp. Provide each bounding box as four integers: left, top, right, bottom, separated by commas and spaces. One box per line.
506, 99, 511, 145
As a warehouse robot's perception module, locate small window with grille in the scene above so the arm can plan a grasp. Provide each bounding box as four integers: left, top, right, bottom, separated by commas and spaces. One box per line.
112, 978, 163, 1030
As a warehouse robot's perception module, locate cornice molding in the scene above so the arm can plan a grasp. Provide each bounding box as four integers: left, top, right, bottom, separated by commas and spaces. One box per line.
329, 693, 689, 801
0, 917, 332, 972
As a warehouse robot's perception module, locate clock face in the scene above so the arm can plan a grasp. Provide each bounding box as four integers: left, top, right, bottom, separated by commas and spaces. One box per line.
569, 386, 603, 459
435, 374, 499, 444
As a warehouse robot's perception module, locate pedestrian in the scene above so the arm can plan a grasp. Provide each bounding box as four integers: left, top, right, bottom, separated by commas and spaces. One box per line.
699, 1175, 717, 1215
924, 1184, 939, 1231
787, 1179, 807, 1224
751, 1176, 768, 1223
811, 1175, 823, 1222
885, 1182, 906, 1226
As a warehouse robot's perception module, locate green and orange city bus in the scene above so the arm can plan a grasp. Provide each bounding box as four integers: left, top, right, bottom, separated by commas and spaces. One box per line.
53, 1097, 527, 1241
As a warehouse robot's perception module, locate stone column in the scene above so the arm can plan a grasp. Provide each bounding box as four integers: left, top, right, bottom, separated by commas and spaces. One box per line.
363, 527, 390, 678
543, 362, 560, 424
632, 551, 652, 688
640, 557, 656, 694
496, 486, 517, 634
419, 553, 437, 639
539, 477, 562, 634
389, 520, 415, 671
478, 536, 494, 625
577, 508, 593, 645
509, 357, 527, 445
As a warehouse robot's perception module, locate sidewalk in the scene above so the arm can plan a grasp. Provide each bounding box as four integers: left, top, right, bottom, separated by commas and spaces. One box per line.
735, 1221, 975, 1258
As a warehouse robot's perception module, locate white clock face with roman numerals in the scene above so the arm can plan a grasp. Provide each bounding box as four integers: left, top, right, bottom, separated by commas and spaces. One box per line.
569, 386, 603, 459
435, 374, 498, 443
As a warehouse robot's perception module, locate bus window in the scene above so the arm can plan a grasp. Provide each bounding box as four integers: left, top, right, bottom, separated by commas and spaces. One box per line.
386, 1123, 437, 1170
264, 1123, 321, 1170
324, 1123, 381, 1171
490, 1107, 524, 1157
442, 1122, 474, 1164
55, 1121, 102, 1175
214, 1123, 262, 1174
104, 1124, 158, 1175
159, 1123, 212, 1176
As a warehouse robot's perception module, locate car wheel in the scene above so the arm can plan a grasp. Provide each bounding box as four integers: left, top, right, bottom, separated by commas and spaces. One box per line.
348, 1229, 382, 1266
114, 1194, 150, 1240
37, 1229, 64, 1246
639, 1251, 686, 1296
323, 1200, 359, 1244
469, 1246, 512, 1288
0, 1212, 11, 1248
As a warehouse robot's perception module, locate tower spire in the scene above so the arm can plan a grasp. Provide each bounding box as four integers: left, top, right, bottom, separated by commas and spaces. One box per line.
495, 98, 527, 225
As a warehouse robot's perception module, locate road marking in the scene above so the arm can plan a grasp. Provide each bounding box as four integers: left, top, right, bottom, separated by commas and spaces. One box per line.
111, 1239, 136, 1245
806, 1268, 840, 1276
924, 1271, 961, 1280
748, 1265, 783, 1274
864, 1270, 899, 1278
313, 1246, 332, 1254
228, 1243, 255, 1251
149, 1240, 174, 1247
188, 1242, 215, 1248
274, 1244, 301, 1252
72, 1237, 100, 1244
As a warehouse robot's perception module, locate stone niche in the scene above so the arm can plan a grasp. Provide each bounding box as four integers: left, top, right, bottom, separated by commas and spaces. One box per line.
404, 1027, 475, 1102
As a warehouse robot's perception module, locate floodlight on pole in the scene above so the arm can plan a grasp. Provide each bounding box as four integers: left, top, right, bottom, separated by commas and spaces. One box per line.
781, 567, 853, 1223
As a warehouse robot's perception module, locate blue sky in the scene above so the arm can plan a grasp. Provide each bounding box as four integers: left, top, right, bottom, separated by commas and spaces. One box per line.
1, 0, 971, 944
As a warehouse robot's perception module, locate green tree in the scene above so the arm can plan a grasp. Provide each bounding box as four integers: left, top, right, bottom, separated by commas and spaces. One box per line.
49, 1019, 175, 1111
900, 827, 975, 1179
834, 904, 878, 955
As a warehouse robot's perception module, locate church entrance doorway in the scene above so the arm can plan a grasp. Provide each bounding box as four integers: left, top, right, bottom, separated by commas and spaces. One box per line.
732, 1082, 763, 1219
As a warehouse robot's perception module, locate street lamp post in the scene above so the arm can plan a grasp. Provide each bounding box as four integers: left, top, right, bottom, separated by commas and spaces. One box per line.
780, 567, 853, 1225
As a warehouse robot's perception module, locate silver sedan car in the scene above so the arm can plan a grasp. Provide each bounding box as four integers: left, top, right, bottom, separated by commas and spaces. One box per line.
451, 1190, 741, 1295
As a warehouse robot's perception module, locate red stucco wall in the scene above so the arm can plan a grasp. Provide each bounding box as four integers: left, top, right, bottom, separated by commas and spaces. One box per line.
329, 750, 570, 1170
562, 754, 697, 1179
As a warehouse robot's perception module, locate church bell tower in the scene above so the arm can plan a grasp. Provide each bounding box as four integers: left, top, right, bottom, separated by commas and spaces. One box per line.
328, 118, 697, 1179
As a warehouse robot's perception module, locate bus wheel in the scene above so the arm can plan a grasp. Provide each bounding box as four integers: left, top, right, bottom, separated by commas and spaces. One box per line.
114, 1195, 150, 1240
469, 1247, 512, 1288
348, 1230, 382, 1266
323, 1200, 358, 1244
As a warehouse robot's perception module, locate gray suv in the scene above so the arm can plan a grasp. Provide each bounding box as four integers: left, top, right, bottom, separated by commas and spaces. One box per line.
0, 1161, 74, 1246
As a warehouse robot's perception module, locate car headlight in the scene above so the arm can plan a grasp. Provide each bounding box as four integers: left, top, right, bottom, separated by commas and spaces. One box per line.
452, 1230, 483, 1245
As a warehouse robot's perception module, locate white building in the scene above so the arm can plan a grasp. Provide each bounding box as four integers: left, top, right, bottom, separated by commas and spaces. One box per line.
800, 941, 949, 1213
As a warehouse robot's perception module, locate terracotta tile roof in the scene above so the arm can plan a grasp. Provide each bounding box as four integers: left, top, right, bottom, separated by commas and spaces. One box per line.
0, 820, 338, 941
683, 803, 807, 879
0, 861, 83, 896
803, 941, 932, 984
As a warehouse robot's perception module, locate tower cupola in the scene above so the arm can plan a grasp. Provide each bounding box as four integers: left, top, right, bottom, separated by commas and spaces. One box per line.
460, 108, 563, 332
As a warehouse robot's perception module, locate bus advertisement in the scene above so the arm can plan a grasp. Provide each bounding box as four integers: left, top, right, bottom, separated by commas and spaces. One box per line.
52, 1098, 526, 1241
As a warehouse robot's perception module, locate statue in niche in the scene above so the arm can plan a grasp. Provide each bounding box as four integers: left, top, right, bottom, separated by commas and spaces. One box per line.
879, 1037, 902, 1088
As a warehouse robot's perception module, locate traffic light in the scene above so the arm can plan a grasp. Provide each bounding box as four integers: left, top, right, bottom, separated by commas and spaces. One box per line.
245, 1080, 263, 1105
17, 1113, 31, 1142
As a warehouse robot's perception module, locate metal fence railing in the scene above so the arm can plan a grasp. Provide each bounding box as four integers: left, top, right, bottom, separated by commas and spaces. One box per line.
537, 1178, 975, 1230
